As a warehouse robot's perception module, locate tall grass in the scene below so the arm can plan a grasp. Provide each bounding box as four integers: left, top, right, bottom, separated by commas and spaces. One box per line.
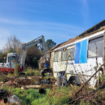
23, 67, 41, 76
0, 86, 80, 105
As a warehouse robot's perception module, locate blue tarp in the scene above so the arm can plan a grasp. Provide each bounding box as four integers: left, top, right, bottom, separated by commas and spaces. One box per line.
80, 39, 88, 63
75, 42, 81, 63
75, 39, 88, 64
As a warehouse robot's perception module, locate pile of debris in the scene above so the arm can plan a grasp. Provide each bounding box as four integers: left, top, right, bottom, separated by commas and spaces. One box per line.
69, 84, 105, 105
5, 77, 35, 87
69, 63, 105, 105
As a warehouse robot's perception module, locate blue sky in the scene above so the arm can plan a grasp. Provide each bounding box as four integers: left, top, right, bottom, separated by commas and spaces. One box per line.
0, 0, 105, 50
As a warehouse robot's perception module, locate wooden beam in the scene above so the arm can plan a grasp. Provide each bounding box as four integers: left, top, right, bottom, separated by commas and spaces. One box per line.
21, 84, 56, 90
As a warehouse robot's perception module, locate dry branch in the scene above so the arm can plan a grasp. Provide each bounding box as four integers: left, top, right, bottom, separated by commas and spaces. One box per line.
0, 70, 14, 80
75, 63, 104, 97
69, 64, 105, 104
69, 83, 105, 104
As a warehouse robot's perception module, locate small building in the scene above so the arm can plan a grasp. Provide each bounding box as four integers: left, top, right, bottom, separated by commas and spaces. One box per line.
50, 20, 105, 88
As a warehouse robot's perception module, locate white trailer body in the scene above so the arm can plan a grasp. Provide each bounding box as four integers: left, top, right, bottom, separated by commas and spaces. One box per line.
53, 30, 105, 88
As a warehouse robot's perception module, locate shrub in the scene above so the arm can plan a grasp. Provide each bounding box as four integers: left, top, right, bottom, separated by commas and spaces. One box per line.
24, 68, 41, 76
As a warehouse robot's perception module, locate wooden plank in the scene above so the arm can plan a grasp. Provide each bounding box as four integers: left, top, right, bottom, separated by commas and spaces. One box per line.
27, 76, 42, 79
21, 85, 41, 89
21, 84, 56, 90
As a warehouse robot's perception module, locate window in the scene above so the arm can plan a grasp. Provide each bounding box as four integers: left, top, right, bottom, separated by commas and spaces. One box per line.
8, 56, 17, 62
62, 48, 67, 61
67, 47, 75, 60
54, 51, 59, 62
61, 46, 75, 61
88, 37, 103, 57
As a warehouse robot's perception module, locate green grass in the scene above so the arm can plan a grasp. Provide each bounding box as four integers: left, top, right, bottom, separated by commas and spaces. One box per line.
23, 68, 41, 76
0, 69, 77, 105
2, 67, 105, 105
1, 86, 76, 105
11, 88, 47, 105
2, 83, 105, 105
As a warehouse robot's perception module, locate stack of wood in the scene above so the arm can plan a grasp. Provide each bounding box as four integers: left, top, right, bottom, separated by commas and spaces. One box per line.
14, 78, 35, 87
5, 77, 35, 87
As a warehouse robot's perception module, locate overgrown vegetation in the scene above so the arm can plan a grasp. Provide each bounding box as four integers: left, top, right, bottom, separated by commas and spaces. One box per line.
23, 67, 41, 76
14, 62, 19, 78
4, 84, 105, 105
1, 71, 105, 105
0, 35, 105, 105
0, 86, 80, 105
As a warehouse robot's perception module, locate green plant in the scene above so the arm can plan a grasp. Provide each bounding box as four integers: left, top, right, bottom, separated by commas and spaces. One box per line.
7, 73, 13, 77
14, 62, 19, 78
24, 68, 41, 76
46, 88, 55, 105
34, 70, 41, 76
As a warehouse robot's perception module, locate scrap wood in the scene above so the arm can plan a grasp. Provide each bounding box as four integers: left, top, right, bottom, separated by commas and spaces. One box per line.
74, 63, 104, 97
21, 85, 41, 90
69, 83, 105, 104
12, 78, 35, 87
21, 84, 56, 90
4, 78, 35, 87
27, 76, 42, 79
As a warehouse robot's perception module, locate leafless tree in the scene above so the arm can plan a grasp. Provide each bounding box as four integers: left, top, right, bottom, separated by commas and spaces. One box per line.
3, 35, 22, 53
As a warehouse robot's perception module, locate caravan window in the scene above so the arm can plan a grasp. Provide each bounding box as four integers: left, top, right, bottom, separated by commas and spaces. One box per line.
62, 48, 67, 61
54, 51, 59, 62
88, 37, 103, 57
67, 47, 75, 60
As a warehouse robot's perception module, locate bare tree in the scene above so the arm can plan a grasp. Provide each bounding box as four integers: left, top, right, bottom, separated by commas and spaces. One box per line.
3, 35, 22, 53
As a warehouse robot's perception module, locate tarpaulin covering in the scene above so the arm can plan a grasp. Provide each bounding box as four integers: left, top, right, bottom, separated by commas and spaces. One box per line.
75, 42, 81, 63
75, 39, 88, 64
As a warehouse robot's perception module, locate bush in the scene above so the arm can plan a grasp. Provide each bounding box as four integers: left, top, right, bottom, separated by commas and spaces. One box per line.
24, 68, 41, 76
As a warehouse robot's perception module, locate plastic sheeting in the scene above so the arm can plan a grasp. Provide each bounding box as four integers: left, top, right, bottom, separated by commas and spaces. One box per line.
80, 39, 88, 63
75, 42, 81, 63
75, 39, 88, 64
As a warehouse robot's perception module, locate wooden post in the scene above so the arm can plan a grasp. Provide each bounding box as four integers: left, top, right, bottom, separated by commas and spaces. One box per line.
103, 32, 105, 75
